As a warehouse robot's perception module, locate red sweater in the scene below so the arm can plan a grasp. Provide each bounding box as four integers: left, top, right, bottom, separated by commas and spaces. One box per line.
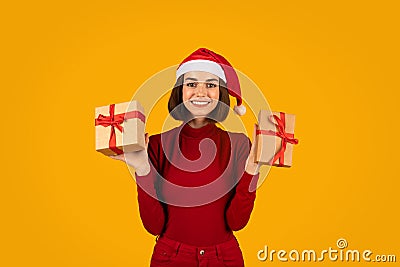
135, 122, 259, 246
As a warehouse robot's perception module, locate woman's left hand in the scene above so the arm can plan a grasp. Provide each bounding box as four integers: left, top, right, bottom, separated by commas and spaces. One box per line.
245, 124, 261, 175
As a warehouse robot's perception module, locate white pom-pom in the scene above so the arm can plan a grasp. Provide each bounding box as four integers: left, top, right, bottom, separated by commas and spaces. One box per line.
234, 104, 246, 116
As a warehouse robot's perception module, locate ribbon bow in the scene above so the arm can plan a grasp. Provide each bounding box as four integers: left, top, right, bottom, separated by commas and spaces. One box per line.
95, 103, 145, 155
256, 112, 298, 166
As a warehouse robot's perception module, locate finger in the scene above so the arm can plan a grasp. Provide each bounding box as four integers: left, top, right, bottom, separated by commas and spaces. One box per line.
109, 154, 125, 161
249, 124, 258, 154
249, 124, 260, 164
144, 132, 149, 150
252, 123, 258, 143
254, 125, 262, 168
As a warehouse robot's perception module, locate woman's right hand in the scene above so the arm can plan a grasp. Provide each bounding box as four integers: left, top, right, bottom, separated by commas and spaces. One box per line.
109, 133, 151, 176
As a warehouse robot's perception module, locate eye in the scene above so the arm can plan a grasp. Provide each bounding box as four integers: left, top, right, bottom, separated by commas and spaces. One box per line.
186, 82, 196, 88
206, 83, 218, 88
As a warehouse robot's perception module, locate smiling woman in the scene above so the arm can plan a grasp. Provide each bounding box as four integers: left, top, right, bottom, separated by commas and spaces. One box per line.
110, 48, 260, 267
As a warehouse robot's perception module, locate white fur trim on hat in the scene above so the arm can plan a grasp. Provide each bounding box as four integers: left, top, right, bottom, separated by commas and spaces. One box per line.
234, 104, 246, 116
176, 59, 226, 82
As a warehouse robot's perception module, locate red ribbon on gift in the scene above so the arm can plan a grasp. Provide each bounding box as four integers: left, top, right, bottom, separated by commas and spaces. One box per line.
256, 112, 299, 166
95, 103, 145, 155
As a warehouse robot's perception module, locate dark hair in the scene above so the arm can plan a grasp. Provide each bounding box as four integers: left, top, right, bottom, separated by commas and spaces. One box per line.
168, 74, 230, 122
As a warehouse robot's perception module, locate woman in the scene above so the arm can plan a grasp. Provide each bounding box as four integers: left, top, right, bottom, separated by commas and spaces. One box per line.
111, 48, 260, 267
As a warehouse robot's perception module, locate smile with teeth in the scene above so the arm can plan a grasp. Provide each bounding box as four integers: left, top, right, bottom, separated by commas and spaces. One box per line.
190, 100, 211, 106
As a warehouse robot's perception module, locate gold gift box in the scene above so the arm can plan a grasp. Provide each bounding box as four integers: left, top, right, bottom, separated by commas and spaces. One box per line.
95, 101, 145, 156
255, 110, 298, 167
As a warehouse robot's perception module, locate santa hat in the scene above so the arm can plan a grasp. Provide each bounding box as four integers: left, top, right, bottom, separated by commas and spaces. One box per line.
176, 48, 246, 116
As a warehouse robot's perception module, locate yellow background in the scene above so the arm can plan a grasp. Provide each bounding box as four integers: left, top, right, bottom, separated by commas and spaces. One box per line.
1, 0, 399, 266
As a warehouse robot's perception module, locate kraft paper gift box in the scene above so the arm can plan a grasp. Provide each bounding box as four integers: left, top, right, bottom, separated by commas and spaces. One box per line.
95, 101, 145, 156
255, 110, 299, 167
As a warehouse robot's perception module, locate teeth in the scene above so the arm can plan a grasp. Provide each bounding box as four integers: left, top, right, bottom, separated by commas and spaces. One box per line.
191, 101, 210, 105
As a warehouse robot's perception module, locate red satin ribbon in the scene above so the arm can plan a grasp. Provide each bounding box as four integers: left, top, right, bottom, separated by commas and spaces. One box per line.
95, 104, 145, 155
256, 112, 298, 166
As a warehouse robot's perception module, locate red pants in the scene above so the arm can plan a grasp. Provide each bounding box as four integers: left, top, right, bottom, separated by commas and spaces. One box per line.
150, 235, 245, 267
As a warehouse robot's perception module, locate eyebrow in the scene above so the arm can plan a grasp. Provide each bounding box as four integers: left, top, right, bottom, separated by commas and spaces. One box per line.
184, 77, 219, 82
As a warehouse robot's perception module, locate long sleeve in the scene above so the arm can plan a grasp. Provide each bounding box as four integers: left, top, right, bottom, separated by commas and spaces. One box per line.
135, 135, 166, 236
225, 135, 260, 231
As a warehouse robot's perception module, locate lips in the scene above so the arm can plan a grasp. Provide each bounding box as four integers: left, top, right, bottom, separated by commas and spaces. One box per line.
190, 99, 212, 107
191, 100, 210, 105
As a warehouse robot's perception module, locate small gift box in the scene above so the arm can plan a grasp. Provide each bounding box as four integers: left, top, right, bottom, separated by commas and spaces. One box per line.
95, 101, 145, 156
255, 110, 299, 167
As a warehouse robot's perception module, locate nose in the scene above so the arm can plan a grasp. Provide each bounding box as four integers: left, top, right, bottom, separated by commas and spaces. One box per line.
195, 83, 207, 96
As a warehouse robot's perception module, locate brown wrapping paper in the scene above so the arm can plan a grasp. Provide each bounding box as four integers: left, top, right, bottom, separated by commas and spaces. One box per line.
255, 110, 297, 167
95, 101, 145, 156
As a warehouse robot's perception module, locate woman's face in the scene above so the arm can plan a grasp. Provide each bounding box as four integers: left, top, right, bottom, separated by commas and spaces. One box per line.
182, 71, 220, 118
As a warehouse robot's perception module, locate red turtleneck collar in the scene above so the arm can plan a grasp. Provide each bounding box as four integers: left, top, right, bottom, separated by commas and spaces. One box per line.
180, 122, 218, 139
